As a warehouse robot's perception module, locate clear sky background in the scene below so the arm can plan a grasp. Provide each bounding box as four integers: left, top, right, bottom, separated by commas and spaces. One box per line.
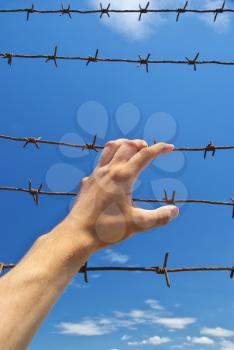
0, 0, 234, 349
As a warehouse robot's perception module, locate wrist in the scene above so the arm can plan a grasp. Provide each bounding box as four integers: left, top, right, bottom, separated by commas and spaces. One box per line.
43, 218, 99, 264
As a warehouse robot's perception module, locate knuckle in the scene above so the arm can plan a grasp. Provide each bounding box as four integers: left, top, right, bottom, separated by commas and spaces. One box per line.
105, 139, 129, 149
110, 165, 129, 181
133, 139, 148, 147
157, 142, 167, 148
157, 214, 170, 226
125, 140, 139, 149
155, 142, 168, 152
80, 176, 89, 186
137, 213, 150, 228
105, 140, 115, 147
95, 165, 109, 177
139, 146, 150, 156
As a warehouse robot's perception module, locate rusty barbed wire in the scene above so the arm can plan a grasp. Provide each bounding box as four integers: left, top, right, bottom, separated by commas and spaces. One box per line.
1, 48, 234, 71
0, 1, 233, 22
1, 134, 234, 158
0, 180, 233, 217
1, 253, 234, 288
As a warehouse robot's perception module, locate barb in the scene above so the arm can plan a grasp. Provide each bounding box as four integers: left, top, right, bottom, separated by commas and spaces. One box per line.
185, 52, 200, 71
204, 140, 216, 159
214, 1, 226, 22
231, 198, 234, 219
157, 252, 171, 287
60, 4, 72, 19
138, 54, 151, 72
1, 50, 234, 70
0, 182, 233, 216
81, 134, 99, 152
0, 134, 234, 155
26, 4, 35, 21
163, 190, 176, 205
45, 46, 58, 67
1, 5, 234, 21
86, 49, 99, 66
0, 263, 15, 274
100, 3, 110, 18
82, 262, 89, 283
28, 180, 43, 205
1, 256, 234, 287
139, 1, 150, 21
176, 1, 188, 22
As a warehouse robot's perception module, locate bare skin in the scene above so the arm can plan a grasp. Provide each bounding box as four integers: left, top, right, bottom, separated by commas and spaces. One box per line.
0, 138, 179, 350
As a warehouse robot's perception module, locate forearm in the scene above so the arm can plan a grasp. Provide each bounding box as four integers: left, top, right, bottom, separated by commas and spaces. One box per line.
0, 219, 97, 350
0, 139, 178, 350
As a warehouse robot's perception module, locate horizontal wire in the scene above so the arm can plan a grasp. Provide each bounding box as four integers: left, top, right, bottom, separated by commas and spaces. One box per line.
0, 136, 233, 213
0, 6, 233, 18
0, 185, 232, 206
0, 49, 234, 71
1, 264, 233, 274
0, 134, 234, 153
1, 259, 234, 288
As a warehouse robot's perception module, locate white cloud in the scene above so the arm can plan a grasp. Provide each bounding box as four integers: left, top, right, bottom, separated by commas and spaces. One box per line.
220, 340, 234, 350
198, 0, 232, 33
201, 327, 234, 338
56, 301, 196, 337
56, 316, 137, 336
102, 248, 130, 264
153, 317, 196, 330
129, 309, 147, 319
145, 299, 165, 311
128, 335, 170, 346
89, 0, 232, 40
121, 334, 131, 341
89, 0, 166, 40
57, 320, 112, 336
187, 336, 214, 345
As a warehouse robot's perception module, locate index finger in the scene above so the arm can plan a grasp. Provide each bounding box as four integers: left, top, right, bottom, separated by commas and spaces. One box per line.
128, 142, 174, 177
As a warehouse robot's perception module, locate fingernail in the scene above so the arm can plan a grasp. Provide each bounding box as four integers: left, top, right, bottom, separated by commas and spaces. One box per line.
162, 144, 174, 153
169, 205, 179, 220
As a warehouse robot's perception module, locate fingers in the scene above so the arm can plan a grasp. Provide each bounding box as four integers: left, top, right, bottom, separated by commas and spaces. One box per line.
98, 139, 147, 166
98, 139, 173, 180
98, 139, 128, 167
110, 139, 148, 163
132, 205, 179, 231
128, 142, 174, 178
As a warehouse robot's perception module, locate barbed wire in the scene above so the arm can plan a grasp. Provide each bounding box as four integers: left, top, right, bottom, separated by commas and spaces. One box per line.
0, 181, 233, 217
1, 134, 234, 159
1, 253, 234, 288
0, 1, 232, 22
1, 48, 234, 71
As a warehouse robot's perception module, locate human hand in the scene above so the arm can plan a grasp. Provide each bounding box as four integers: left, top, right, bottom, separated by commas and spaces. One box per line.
65, 139, 179, 250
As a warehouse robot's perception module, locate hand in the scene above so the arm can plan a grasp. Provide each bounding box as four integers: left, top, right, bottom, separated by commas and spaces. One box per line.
65, 138, 179, 250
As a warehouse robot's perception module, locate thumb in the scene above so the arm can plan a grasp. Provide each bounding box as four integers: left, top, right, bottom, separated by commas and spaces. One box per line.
132, 205, 179, 231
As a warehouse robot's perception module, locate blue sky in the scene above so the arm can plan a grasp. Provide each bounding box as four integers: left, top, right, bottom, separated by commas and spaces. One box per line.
0, 0, 234, 349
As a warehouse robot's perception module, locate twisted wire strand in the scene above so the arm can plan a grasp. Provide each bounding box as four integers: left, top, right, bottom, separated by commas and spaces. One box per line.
0, 185, 232, 206
0, 134, 234, 152
1, 50, 234, 70
0, 5, 233, 19
1, 262, 233, 289
1, 264, 233, 274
